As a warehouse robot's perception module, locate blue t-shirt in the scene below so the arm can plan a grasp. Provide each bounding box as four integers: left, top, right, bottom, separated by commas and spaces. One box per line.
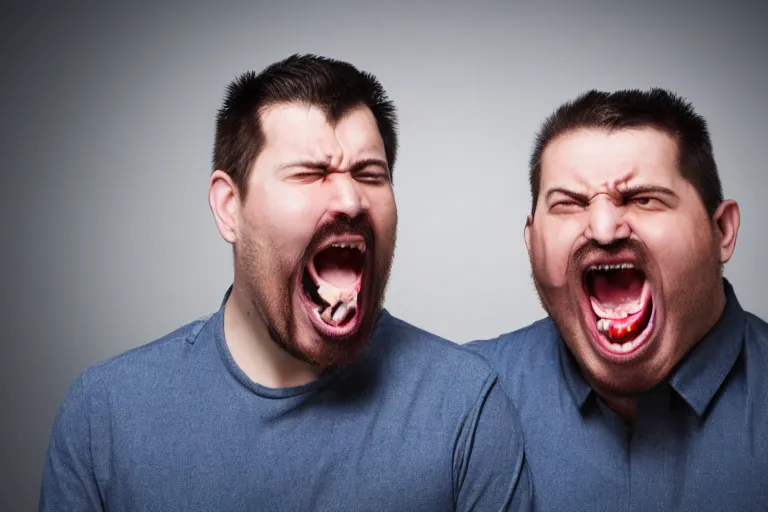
40, 296, 532, 511
466, 279, 768, 511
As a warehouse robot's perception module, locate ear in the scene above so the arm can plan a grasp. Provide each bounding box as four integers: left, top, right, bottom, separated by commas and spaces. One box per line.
524, 214, 533, 256
208, 170, 240, 244
712, 199, 740, 264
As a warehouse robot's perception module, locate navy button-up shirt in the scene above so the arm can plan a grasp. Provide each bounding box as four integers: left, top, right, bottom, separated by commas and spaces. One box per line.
467, 279, 768, 511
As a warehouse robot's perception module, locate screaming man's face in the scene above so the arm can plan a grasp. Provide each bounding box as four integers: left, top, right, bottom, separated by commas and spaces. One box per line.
526, 127, 736, 397
226, 102, 397, 370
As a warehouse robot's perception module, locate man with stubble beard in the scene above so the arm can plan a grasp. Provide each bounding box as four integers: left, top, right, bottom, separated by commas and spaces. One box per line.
40, 55, 532, 511
467, 88, 768, 511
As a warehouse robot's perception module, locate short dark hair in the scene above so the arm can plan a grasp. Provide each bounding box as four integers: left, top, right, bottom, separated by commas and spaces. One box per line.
213, 54, 398, 197
528, 88, 723, 216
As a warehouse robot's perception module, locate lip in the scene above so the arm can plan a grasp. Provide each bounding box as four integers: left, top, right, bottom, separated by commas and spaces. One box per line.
585, 300, 656, 362
299, 289, 364, 339
577, 257, 659, 364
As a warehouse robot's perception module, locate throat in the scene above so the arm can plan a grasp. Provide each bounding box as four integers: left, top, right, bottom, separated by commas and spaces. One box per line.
224, 285, 322, 388
314, 246, 364, 289
590, 268, 645, 314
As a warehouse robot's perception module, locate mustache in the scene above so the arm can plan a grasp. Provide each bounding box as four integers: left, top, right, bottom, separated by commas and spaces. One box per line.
569, 238, 649, 274
302, 214, 375, 260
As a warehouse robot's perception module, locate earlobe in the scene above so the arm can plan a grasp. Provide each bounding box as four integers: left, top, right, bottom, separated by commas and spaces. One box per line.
208, 170, 240, 244
713, 200, 740, 264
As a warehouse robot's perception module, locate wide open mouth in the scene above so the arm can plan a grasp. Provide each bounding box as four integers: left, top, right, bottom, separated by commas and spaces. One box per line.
583, 263, 654, 354
301, 237, 367, 331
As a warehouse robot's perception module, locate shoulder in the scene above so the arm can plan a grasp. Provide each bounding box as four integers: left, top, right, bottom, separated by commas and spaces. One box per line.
744, 310, 768, 358
745, 311, 768, 339
374, 310, 499, 381
75, 313, 216, 395
461, 317, 566, 410
464, 316, 560, 368
369, 312, 528, 446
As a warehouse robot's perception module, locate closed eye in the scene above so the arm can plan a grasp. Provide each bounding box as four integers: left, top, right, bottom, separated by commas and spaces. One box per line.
354, 170, 389, 184
286, 170, 326, 183
550, 199, 586, 212
350, 160, 390, 184
545, 188, 589, 213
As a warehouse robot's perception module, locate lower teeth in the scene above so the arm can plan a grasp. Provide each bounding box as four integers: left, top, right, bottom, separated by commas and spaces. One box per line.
331, 303, 349, 323
317, 300, 356, 327
613, 340, 636, 353
595, 318, 644, 352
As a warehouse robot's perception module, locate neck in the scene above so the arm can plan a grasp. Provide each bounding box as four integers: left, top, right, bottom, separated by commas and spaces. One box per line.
598, 391, 638, 423
223, 284, 322, 389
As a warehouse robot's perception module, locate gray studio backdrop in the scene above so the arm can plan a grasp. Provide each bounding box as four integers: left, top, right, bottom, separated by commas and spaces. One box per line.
3, 0, 766, 509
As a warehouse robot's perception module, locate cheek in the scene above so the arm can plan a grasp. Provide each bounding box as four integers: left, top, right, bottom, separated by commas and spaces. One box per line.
368, 189, 397, 238
631, 214, 713, 281
254, 185, 324, 249
531, 219, 582, 287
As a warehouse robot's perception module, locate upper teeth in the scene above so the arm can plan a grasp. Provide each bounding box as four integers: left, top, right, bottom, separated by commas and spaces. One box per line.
589, 263, 634, 272
331, 242, 366, 252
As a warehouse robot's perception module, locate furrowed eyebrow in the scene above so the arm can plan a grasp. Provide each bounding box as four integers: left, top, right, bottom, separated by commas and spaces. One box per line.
278, 160, 329, 171
545, 187, 589, 203
620, 185, 678, 198
348, 158, 389, 174
278, 158, 390, 175
545, 185, 679, 202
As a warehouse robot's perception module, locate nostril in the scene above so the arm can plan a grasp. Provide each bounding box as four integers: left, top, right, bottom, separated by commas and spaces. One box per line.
587, 213, 630, 245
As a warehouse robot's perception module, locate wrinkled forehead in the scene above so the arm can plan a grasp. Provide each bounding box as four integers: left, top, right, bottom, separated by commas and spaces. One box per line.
258, 102, 385, 164
540, 127, 683, 193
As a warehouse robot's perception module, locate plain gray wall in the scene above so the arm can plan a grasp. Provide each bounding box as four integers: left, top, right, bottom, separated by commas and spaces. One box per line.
3, 0, 766, 509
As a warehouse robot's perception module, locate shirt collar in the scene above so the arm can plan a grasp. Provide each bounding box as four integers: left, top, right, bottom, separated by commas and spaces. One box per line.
558, 278, 746, 415
668, 278, 746, 417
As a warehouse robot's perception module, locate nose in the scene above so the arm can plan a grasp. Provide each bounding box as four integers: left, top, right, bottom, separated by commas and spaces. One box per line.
326, 172, 368, 218
584, 196, 631, 246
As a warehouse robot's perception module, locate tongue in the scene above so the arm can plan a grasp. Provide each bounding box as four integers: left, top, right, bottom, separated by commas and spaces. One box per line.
599, 302, 651, 344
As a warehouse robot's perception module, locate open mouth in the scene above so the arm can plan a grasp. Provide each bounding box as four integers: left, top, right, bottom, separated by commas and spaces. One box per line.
299, 235, 368, 338
583, 262, 655, 357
